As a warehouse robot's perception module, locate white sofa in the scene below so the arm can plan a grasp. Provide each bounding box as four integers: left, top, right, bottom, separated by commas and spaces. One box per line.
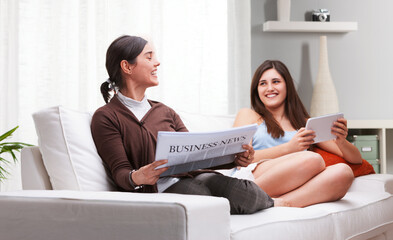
0, 105, 393, 240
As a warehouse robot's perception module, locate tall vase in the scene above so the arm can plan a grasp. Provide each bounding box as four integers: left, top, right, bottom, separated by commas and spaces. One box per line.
310, 36, 339, 117
277, 0, 291, 21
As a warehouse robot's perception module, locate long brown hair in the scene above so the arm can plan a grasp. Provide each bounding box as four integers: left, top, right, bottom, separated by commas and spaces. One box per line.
250, 60, 309, 138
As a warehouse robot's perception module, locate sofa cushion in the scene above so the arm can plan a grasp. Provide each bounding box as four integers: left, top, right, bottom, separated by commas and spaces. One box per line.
349, 174, 393, 194
312, 146, 375, 177
32, 106, 116, 191
230, 191, 393, 240
230, 205, 336, 240
307, 192, 393, 240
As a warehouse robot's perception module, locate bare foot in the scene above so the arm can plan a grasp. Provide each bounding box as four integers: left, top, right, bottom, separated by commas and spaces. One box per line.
273, 198, 291, 207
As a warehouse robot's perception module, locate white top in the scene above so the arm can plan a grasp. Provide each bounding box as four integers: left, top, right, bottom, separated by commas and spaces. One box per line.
117, 91, 151, 121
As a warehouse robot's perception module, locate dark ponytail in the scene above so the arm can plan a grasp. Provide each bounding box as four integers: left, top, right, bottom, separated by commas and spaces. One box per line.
101, 35, 148, 103
100, 79, 113, 104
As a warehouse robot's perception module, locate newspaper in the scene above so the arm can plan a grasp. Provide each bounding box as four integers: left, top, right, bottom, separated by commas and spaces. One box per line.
155, 124, 258, 176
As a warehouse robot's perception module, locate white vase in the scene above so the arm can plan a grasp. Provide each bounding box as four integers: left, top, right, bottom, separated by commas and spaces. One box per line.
277, 0, 291, 21
310, 36, 339, 117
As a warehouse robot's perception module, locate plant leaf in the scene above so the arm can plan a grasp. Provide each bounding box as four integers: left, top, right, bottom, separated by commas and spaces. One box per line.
0, 157, 11, 165
0, 126, 34, 181
0, 126, 18, 142
0, 164, 10, 173
0, 164, 9, 182
0, 126, 27, 181
2, 144, 25, 151
0, 142, 33, 147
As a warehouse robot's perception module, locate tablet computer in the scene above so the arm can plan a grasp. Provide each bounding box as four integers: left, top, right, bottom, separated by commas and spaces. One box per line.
305, 113, 344, 144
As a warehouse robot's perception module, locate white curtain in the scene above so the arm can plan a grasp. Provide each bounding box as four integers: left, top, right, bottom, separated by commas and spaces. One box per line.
0, 0, 251, 191
0, 0, 20, 191
227, 0, 251, 114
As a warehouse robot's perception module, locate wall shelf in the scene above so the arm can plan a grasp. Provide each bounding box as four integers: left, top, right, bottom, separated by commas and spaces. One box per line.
263, 21, 358, 33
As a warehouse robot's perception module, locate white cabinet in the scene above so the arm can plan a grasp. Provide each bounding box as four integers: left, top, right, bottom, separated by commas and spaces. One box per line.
348, 120, 393, 174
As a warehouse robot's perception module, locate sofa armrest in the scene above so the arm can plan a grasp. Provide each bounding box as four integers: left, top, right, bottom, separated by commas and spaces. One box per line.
348, 174, 393, 194
0, 190, 230, 240
21, 146, 52, 190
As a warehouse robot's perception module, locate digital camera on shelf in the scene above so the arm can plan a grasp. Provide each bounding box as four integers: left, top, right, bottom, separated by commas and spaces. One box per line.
311, 9, 330, 22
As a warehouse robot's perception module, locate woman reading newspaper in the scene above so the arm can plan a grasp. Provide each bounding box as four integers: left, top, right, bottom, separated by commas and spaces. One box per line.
91, 35, 283, 214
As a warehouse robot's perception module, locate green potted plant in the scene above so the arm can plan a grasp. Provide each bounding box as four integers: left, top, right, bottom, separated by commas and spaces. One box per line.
0, 126, 33, 182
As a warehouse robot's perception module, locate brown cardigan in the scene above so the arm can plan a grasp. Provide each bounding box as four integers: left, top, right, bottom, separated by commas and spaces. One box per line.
91, 96, 188, 192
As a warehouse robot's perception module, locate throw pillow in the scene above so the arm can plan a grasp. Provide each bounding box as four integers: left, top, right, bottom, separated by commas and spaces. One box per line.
32, 106, 117, 191
312, 146, 375, 177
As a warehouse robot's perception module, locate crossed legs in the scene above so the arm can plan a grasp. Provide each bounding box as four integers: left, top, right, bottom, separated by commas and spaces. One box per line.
164, 173, 274, 214
253, 151, 354, 207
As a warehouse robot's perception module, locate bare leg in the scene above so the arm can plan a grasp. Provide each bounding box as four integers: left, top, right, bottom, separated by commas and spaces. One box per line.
253, 151, 326, 197
273, 198, 291, 207
279, 163, 354, 207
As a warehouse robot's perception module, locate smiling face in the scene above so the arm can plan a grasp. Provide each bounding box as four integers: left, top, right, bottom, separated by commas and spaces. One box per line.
257, 68, 287, 111
131, 42, 160, 88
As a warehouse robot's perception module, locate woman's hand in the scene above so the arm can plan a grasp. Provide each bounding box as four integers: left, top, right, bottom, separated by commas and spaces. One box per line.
331, 118, 348, 145
132, 160, 169, 186
287, 128, 315, 152
318, 117, 362, 164
234, 144, 255, 167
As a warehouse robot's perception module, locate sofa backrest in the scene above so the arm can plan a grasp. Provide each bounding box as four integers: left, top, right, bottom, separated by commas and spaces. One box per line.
175, 110, 236, 132
24, 105, 236, 191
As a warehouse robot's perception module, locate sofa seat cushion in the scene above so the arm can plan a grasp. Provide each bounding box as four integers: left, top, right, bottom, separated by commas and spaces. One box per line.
308, 192, 393, 240
230, 207, 336, 240
230, 192, 393, 240
349, 174, 393, 194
